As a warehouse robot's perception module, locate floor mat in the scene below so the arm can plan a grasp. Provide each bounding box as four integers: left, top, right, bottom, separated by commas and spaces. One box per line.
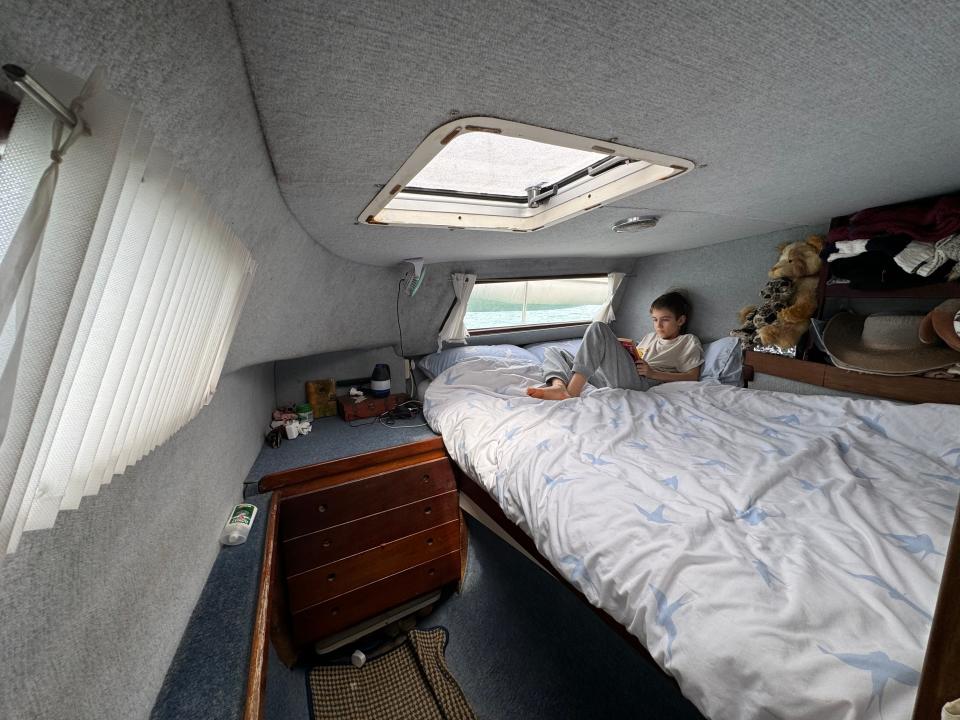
307, 627, 476, 720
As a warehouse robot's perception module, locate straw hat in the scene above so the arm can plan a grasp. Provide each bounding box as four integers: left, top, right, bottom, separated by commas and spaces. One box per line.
822, 312, 960, 375
919, 299, 960, 353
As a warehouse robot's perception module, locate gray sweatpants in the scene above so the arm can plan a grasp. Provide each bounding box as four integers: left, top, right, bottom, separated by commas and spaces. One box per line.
541, 322, 649, 391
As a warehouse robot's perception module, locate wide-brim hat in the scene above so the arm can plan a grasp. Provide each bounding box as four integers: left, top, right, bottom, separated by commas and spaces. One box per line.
919, 299, 960, 353
822, 312, 960, 375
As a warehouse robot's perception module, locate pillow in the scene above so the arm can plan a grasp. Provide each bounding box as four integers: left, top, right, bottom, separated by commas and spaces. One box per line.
700, 337, 743, 385
522, 338, 584, 363
415, 344, 539, 379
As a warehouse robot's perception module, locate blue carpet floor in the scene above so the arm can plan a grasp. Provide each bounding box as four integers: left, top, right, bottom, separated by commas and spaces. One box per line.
420, 516, 706, 720
257, 514, 707, 719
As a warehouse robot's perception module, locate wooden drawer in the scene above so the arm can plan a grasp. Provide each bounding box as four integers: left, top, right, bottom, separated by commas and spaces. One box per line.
281, 490, 458, 576
286, 520, 460, 612
291, 550, 461, 643
279, 457, 455, 540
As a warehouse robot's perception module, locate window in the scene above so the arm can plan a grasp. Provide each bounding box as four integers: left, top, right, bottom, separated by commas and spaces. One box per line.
360, 117, 693, 232
465, 277, 608, 331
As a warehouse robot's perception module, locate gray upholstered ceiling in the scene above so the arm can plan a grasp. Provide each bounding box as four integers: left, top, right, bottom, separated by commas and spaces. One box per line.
231, 0, 960, 266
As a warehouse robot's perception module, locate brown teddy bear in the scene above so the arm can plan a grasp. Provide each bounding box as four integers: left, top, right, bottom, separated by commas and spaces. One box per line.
733, 235, 824, 350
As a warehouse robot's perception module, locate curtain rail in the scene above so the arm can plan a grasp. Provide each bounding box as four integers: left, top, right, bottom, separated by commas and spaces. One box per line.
3, 64, 77, 128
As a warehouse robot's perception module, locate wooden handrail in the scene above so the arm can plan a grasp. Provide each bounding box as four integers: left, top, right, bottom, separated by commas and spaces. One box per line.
243, 495, 279, 720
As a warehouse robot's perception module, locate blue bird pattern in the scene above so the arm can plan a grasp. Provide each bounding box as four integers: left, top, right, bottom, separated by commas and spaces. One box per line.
818, 646, 919, 718
752, 559, 785, 589
881, 533, 942, 560
856, 415, 888, 438
650, 585, 689, 662
843, 570, 932, 622
735, 500, 783, 526
920, 471, 960, 486
582, 452, 613, 467
798, 478, 827, 495
634, 503, 674, 525
661, 475, 679, 490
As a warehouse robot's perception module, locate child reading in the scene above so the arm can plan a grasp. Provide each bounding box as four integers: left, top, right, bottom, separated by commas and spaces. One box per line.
527, 291, 703, 400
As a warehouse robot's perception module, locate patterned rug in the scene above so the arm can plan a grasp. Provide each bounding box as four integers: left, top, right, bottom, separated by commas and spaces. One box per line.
307, 628, 476, 720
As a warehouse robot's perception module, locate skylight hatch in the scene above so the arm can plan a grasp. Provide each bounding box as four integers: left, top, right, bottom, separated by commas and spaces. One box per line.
360, 117, 693, 232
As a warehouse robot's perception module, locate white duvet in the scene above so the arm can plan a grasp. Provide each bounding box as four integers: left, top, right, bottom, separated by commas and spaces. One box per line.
423, 356, 960, 720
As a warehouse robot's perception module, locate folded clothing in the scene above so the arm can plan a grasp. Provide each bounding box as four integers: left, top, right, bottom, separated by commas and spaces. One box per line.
828, 191, 960, 244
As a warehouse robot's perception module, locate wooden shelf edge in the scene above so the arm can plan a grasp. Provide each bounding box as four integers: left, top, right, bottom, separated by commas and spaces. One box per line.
744, 351, 960, 404
259, 437, 445, 493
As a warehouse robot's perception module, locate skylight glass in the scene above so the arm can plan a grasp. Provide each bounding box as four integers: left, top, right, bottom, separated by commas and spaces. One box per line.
359, 117, 693, 232
408, 133, 607, 197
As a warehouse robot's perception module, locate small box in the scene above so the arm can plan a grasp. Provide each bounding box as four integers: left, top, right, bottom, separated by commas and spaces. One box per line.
306, 378, 337, 418
337, 393, 409, 421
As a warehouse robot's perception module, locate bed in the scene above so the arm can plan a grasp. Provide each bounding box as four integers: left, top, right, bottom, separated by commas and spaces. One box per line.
420, 353, 960, 720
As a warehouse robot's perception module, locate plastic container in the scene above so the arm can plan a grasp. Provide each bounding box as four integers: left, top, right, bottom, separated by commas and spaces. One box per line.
371, 363, 391, 398
295, 402, 313, 422
220, 503, 258, 546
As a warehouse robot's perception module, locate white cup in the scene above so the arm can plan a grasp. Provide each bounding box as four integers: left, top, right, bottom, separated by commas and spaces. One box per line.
284, 422, 299, 440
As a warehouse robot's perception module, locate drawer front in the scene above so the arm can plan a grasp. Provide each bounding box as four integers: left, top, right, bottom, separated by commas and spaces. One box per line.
291, 550, 460, 643
280, 457, 455, 540
286, 519, 460, 612
281, 490, 458, 576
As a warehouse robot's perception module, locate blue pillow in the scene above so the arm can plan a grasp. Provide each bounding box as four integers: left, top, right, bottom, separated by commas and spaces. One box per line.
522, 338, 584, 363
416, 344, 539, 379
700, 337, 743, 385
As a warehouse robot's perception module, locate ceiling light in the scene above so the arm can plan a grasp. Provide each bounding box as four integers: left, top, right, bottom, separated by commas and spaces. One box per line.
612, 216, 659, 232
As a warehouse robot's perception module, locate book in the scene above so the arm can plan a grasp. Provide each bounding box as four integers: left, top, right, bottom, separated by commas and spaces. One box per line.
617, 337, 644, 362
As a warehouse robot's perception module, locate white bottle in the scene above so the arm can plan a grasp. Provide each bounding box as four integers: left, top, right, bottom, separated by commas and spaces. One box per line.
220, 503, 258, 545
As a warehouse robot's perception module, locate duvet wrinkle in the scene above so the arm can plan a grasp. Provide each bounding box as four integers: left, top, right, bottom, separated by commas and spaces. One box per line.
422, 357, 958, 720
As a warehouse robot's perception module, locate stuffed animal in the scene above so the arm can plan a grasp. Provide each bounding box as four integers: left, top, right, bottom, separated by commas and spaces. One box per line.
732, 235, 824, 349
731, 278, 794, 348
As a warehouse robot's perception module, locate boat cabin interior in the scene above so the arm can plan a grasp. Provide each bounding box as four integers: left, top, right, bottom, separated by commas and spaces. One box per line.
2, 2, 960, 719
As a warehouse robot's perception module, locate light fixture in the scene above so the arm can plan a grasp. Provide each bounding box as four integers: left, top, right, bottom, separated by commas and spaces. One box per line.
612, 215, 659, 232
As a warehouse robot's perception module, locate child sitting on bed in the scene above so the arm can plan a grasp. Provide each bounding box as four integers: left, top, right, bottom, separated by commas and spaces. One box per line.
526, 291, 703, 400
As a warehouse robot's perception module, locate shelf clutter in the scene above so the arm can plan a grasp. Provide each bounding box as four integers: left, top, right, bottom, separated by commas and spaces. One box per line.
746, 191, 960, 403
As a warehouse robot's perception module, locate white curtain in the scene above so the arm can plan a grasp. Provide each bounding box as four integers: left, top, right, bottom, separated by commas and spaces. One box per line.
0, 65, 255, 553
593, 271, 625, 323
437, 273, 477, 350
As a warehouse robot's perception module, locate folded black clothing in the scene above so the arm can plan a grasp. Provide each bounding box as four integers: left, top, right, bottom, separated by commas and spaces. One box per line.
829, 251, 955, 289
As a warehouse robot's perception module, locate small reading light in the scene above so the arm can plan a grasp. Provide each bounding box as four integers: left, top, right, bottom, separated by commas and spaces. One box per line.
612, 215, 659, 233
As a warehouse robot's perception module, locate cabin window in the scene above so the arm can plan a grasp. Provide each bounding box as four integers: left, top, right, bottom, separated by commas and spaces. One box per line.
360, 117, 693, 232
465, 276, 608, 331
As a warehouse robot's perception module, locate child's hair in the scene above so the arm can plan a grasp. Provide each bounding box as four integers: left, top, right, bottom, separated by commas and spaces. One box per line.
650, 291, 691, 327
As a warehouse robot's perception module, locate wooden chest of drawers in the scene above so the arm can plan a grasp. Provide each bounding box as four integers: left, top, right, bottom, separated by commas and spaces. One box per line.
269, 441, 462, 647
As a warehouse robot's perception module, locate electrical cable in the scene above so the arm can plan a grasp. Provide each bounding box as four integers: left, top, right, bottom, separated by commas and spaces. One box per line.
396, 277, 405, 358
348, 400, 428, 429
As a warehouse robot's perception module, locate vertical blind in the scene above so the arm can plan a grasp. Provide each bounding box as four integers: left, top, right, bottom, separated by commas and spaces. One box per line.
0, 65, 255, 554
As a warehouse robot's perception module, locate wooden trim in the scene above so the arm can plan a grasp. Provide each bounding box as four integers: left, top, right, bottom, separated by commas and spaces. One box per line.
243, 495, 279, 720
913, 500, 960, 719
258, 437, 445, 493
745, 351, 960, 405
453, 466, 678, 688
823, 281, 960, 299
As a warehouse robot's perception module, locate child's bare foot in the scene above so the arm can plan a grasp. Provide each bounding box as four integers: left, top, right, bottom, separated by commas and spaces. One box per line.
527, 382, 571, 400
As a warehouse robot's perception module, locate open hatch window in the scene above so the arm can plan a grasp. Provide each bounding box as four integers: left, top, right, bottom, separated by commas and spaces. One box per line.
360, 117, 693, 232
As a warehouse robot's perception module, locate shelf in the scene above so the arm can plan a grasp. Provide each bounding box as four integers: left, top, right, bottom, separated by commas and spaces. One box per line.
744, 351, 960, 405
823, 281, 960, 299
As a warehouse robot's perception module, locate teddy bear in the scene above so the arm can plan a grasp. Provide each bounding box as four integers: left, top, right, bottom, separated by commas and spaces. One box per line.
731, 277, 794, 348
731, 235, 824, 350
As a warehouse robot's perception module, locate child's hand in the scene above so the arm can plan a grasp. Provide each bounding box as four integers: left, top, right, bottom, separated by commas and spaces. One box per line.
635, 359, 650, 376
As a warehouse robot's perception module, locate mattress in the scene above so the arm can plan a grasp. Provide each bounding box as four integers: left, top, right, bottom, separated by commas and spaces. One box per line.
422, 355, 959, 720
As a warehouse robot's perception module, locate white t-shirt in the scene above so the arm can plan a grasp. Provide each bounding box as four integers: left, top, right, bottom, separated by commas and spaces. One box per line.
636, 333, 704, 373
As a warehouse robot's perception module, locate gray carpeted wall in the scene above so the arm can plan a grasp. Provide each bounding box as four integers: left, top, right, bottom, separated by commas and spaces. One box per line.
0, 362, 274, 720
0, 2, 398, 719
616, 225, 827, 343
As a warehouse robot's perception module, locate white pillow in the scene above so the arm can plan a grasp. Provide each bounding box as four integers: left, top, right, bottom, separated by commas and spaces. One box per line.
416, 344, 539, 379
701, 337, 743, 385
522, 338, 584, 363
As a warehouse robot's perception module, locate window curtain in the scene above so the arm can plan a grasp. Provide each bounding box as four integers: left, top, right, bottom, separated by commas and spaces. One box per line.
0, 65, 255, 554
436, 273, 477, 350
593, 271, 625, 323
